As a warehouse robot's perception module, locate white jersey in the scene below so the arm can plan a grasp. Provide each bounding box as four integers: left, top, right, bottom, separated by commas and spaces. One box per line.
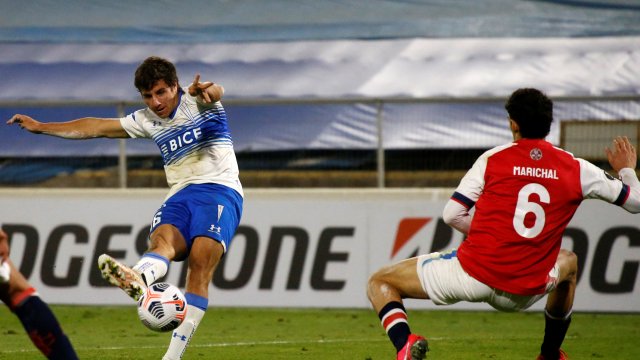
120, 88, 243, 199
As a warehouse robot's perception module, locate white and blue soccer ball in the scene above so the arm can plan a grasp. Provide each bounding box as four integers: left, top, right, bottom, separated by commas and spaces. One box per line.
137, 282, 187, 332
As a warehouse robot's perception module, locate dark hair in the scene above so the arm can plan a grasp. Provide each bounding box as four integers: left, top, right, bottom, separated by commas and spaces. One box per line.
134, 56, 179, 92
504, 88, 553, 139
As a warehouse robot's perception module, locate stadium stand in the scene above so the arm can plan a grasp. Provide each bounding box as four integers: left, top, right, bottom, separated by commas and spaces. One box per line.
1, 1, 639, 187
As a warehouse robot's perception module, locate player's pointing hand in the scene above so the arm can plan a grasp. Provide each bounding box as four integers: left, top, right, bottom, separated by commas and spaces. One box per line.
188, 74, 224, 104
189, 74, 214, 103
7, 114, 42, 133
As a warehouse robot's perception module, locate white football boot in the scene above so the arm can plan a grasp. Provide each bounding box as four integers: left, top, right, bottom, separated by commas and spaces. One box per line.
98, 254, 147, 301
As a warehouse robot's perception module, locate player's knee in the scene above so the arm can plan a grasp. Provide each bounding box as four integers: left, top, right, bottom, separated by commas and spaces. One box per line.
368, 266, 387, 284
366, 267, 392, 299
148, 233, 170, 253
558, 249, 578, 282
188, 259, 207, 275
559, 249, 577, 268
150, 224, 185, 249
366, 275, 380, 301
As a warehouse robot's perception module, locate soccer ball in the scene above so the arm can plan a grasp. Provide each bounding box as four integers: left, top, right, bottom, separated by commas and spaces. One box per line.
137, 282, 187, 332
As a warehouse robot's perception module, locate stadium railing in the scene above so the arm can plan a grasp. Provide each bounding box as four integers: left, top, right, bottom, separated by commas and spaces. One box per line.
1, 96, 638, 188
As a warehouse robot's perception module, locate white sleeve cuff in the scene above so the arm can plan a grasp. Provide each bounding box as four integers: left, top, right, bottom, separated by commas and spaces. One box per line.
619, 168, 640, 187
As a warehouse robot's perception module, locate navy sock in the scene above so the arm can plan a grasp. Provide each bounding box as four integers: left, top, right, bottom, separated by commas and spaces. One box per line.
540, 311, 571, 359
13, 296, 78, 360
378, 301, 411, 352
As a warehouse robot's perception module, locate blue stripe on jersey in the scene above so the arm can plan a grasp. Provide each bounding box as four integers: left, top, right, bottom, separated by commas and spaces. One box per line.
152, 108, 229, 145
614, 184, 630, 206
167, 137, 230, 164
451, 191, 475, 209
165, 125, 232, 161
153, 105, 233, 165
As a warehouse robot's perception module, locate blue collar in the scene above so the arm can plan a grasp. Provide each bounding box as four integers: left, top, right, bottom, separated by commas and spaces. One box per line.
168, 88, 184, 119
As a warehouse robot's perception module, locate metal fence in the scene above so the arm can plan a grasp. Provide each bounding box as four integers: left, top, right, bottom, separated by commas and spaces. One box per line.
1, 95, 638, 188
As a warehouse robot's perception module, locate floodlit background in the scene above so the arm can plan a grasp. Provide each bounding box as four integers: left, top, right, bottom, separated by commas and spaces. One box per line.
0, 8, 639, 360
1, 0, 638, 188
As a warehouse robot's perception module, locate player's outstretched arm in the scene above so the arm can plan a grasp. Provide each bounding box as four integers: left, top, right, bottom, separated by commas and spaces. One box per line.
606, 136, 640, 213
188, 74, 224, 104
7, 114, 129, 139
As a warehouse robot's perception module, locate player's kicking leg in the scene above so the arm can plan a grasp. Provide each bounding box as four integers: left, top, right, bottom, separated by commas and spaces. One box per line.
98, 254, 146, 301
98, 224, 175, 302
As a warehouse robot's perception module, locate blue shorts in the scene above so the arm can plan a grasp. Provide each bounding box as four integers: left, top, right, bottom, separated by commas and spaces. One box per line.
150, 183, 243, 256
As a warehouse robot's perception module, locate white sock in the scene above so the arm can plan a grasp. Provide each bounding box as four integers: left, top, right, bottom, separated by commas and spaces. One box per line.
132, 253, 169, 286
162, 304, 206, 360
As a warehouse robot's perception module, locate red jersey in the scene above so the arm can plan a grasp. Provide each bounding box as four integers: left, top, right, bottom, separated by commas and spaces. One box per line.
452, 139, 632, 295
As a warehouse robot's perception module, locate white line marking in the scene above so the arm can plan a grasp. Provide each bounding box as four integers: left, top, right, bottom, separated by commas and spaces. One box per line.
0, 338, 391, 354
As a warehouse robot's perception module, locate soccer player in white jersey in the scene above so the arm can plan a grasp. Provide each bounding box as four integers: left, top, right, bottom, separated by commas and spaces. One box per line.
7, 56, 244, 360
367, 88, 640, 360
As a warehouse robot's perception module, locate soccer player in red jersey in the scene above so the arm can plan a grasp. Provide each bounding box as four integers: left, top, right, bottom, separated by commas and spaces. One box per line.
0, 227, 78, 359
367, 88, 640, 360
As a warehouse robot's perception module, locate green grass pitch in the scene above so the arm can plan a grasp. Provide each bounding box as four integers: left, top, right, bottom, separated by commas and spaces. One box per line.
0, 305, 638, 359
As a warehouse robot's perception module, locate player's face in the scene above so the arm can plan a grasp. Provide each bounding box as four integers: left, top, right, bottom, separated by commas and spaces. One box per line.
141, 80, 179, 118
